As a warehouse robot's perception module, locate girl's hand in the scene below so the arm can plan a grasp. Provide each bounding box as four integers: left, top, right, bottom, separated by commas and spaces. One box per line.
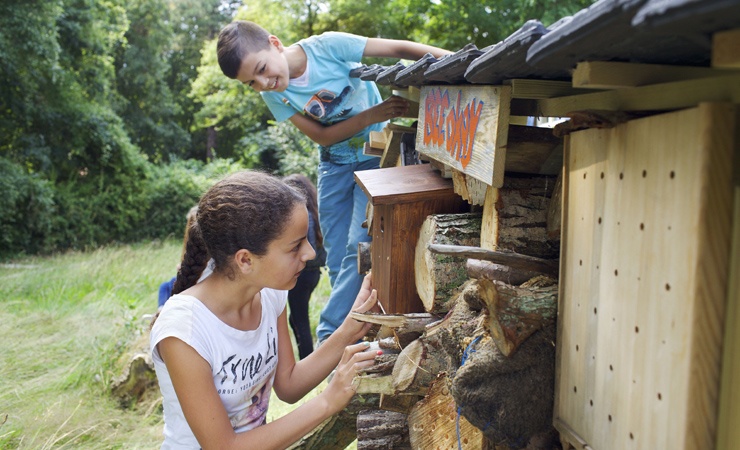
339, 273, 380, 342
321, 342, 380, 413
364, 96, 409, 125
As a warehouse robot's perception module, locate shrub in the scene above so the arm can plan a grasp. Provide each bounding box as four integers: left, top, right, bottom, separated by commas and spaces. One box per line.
0, 158, 57, 258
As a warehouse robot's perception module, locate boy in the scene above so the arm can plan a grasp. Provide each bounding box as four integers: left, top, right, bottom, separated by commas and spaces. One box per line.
217, 21, 451, 341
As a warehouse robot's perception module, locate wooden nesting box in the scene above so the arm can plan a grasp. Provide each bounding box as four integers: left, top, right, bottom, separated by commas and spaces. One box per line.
555, 103, 734, 450
355, 163, 467, 314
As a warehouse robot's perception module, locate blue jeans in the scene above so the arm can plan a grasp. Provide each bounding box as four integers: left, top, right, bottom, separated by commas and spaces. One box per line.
316, 158, 378, 340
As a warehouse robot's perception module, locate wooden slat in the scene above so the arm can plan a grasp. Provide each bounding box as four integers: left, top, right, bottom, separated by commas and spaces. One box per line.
537, 73, 740, 117
506, 79, 597, 99
716, 184, 740, 450
572, 61, 739, 89
712, 28, 740, 69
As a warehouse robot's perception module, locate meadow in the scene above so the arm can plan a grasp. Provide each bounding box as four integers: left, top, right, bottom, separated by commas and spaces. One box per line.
0, 240, 334, 449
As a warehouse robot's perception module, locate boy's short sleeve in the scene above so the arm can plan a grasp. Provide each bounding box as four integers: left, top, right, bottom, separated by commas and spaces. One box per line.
314, 32, 367, 64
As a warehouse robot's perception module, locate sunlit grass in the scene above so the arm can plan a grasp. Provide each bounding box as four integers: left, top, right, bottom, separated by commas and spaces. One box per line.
0, 241, 342, 449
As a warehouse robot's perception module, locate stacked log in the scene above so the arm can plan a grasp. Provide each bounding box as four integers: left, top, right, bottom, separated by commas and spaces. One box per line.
355, 173, 560, 450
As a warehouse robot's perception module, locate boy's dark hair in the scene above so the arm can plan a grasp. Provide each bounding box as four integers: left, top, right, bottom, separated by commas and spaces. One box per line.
173, 170, 305, 293
217, 21, 272, 79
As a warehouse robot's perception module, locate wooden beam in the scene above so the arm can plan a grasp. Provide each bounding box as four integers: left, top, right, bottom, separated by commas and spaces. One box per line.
506, 79, 596, 99
573, 61, 739, 89
713, 28, 740, 69
537, 73, 740, 117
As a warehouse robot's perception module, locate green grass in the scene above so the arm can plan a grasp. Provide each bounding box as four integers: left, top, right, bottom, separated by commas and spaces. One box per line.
0, 240, 344, 449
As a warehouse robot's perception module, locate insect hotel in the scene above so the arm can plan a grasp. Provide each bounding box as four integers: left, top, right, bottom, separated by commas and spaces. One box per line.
316, 0, 740, 449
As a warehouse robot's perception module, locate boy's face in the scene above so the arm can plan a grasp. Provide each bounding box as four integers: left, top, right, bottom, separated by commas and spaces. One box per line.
236, 35, 290, 93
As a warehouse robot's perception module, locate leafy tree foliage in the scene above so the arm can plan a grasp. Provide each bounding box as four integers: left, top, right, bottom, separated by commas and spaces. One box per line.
0, 0, 596, 258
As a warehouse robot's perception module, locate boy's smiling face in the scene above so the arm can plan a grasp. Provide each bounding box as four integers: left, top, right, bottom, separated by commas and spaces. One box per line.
236, 35, 290, 92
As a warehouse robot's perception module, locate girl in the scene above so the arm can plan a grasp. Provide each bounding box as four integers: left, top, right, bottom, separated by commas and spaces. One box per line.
150, 170, 380, 449
283, 173, 326, 359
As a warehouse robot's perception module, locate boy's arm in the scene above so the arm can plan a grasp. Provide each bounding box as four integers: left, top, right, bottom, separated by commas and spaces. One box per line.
289, 96, 409, 147
363, 37, 453, 60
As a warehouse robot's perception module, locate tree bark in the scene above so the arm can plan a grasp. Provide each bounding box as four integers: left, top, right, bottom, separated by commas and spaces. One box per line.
428, 243, 559, 278
477, 276, 558, 357
357, 409, 412, 450
480, 174, 558, 258
415, 213, 482, 313
466, 258, 543, 287
358, 241, 372, 274
451, 326, 556, 449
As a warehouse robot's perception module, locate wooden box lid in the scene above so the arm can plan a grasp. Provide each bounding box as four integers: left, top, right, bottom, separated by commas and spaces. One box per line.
354, 164, 455, 206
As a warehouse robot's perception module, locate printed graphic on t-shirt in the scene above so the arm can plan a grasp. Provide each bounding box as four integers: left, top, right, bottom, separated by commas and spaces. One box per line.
214, 324, 279, 430
303, 86, 353, 123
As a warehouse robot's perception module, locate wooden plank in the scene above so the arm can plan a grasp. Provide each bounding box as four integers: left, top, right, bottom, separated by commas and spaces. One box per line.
505, 125, 563, 175
355, 164, 455, 206
572, 61, 740, 89
506, 79, 597, 99
717, 186, 740, 450
416, 85, 511, 188
556, 104, 734, 450
715, 109, 740, 450
538, 73, 740, 117
369, 130, 387, 149
712, 28, 740, 69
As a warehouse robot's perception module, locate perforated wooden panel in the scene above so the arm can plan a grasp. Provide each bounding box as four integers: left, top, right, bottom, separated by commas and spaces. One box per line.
555, 104, 734, 449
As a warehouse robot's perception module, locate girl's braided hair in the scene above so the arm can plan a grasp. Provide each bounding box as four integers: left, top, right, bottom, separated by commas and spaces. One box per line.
173, 170, 304, 294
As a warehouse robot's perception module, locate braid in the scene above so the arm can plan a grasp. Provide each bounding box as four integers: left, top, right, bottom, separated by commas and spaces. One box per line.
173, 222, 209, 294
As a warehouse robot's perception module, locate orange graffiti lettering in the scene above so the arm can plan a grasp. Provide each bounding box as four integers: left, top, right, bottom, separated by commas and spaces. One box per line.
422, 88, 449, 146
445, 91, 483, 169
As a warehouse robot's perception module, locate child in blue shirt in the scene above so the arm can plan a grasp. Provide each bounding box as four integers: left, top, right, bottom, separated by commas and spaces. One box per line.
217, 21, 451, 341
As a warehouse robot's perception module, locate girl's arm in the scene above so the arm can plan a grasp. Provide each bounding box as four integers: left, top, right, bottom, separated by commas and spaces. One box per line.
272, 273, 380, 402
159, 336, 376, 450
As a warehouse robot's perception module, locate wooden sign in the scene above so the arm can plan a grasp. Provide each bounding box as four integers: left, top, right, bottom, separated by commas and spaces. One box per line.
416, 85, 511, 188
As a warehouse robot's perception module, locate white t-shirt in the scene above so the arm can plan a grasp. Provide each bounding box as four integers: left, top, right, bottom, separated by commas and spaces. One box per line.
150, 289, 287, 449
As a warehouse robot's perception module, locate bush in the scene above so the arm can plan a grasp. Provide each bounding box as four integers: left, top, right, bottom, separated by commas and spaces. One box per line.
0, 158, 57, 258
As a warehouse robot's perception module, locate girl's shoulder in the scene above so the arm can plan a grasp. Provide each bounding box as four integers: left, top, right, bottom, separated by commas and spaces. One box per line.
260, 288, 288, 316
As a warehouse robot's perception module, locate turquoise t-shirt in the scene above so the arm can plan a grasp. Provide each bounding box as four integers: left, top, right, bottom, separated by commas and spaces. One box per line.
261, 32, 385, 164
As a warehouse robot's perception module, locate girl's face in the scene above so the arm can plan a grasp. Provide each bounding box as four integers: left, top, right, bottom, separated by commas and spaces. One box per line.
236, 35, 290, 93
252, 203, 316, 290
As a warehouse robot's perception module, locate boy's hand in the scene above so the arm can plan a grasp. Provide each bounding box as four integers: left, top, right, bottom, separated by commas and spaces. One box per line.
366, 95, 409, 124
